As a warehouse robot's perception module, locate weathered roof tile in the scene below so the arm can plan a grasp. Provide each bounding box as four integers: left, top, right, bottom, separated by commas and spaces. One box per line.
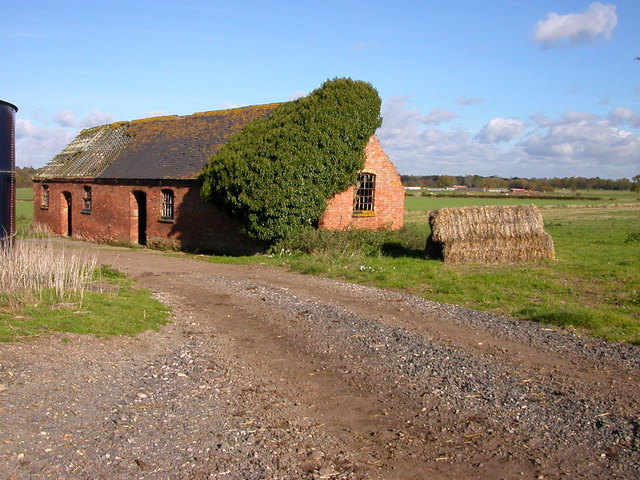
36, 104, 279, 180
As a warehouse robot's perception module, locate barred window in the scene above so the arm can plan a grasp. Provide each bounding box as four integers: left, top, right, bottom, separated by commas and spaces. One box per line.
82, 186, 92, 212
41, 185, 49, 209
161, 189, 174, 220
353, 173, 375, 213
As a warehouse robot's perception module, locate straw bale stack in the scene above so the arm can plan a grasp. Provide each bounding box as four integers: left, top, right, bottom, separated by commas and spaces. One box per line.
425, 204, 555, 263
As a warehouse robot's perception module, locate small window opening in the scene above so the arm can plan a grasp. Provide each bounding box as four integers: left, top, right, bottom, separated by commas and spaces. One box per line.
82, 186, 92, 213
353, 173, 375, 215
41, 185, 49, 209
161, 189, 175, 220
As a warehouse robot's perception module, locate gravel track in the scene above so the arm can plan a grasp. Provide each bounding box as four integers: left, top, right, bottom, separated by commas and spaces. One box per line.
0, 239, 638, 479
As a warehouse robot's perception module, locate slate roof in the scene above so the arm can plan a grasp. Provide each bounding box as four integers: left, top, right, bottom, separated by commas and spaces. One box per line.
35, 104, 279, 180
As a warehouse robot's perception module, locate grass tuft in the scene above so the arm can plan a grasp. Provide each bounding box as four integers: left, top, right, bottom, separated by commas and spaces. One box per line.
94, 264, 127, 280
624, 231, 640, 243
0, 240, 170, 342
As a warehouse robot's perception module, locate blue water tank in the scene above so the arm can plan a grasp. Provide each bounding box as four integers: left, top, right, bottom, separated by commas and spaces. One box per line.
0, 100, 18, 244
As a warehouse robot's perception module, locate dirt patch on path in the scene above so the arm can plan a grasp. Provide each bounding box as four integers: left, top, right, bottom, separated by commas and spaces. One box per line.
1, 238, 638, 479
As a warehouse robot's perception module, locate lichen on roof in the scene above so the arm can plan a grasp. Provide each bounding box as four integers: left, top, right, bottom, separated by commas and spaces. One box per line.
36, 103, 281, 181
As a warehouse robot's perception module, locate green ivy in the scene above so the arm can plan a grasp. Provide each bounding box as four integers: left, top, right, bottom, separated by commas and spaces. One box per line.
200, 78, 382, 242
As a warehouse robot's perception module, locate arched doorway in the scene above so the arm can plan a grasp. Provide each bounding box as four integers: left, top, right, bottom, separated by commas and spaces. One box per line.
132, 191, 147, 245
61, 191, 72, 236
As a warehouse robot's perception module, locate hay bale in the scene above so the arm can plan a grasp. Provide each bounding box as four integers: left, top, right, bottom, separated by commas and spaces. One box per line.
426, 205, 555, 263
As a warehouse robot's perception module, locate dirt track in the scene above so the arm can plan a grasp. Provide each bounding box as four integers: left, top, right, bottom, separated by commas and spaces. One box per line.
1, 238, 639, 479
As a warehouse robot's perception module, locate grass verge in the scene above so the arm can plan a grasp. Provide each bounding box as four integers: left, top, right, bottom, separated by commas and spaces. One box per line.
238, 205, 639, 344
0, 285, 170, 341
0, 243, 170, 342
13, 190, 639, 344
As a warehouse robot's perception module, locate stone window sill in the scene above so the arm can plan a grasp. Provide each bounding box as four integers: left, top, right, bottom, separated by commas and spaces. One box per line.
352, 210, 376, 218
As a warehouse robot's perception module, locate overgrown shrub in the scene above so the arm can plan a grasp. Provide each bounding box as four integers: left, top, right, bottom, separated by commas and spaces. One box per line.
200, 78, 382, 242
624, 231, 640, 243
271, 224, 426, 259
94, 264, 126, 280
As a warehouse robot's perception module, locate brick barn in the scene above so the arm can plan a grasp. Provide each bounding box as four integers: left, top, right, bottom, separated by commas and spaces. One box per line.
33, 104, 404, 254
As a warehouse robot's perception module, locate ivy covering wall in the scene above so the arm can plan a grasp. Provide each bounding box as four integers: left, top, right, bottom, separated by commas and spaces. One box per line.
200, 78, 382, 242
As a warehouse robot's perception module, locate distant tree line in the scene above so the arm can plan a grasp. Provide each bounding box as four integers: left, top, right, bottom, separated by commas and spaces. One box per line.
401, 174, 637, 192
14, 165, 639, 195
15, 167, 37, 188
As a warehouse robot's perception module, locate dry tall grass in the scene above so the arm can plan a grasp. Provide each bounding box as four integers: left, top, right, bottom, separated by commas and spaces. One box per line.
0, 239, 97, 306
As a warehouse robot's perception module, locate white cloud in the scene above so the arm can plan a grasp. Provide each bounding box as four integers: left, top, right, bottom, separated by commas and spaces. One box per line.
379, 96, 516, 176
457, 96, 483, 106
423, 107, 457, 124
477, 118, 525, 143
53, 109, 77, 127
15, 119, 75, 168
14, 107, 116, 168
288, 91, 307, 101
520, 110, 640, 176
529, 112, 553, 128
608, 107, 640, 128
80, 108, 116, 127
532, 2, 617, 49
15, 119, 38, 140
378, 96, 640, 178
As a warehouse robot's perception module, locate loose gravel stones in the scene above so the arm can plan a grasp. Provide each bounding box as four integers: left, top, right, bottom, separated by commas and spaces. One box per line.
0, 243, 637, 479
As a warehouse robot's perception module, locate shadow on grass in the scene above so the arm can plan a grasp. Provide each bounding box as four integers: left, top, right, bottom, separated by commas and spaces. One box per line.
381, 241, 426, 259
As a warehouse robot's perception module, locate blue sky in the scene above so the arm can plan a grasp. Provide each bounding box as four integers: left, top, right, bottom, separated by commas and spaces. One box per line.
3, 0, 639, 179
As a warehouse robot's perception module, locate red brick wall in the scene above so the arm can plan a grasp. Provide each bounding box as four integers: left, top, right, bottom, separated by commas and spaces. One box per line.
318, 135, 405, 230
33, 136, 404, 252
33, 180, 266, 254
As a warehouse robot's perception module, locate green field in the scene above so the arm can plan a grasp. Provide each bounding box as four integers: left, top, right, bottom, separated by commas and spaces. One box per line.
16, 188, 34, 218
405, 189, 637, 211
16, 201, 32, 218
268, 195, 640, 344
16, 187, 33, 201
15, 188, 34, 237
12, 187, 640, 343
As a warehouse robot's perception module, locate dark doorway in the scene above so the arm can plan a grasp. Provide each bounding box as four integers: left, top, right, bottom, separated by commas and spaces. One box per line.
62, 191, 72, 236
133, 191, 147, 245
